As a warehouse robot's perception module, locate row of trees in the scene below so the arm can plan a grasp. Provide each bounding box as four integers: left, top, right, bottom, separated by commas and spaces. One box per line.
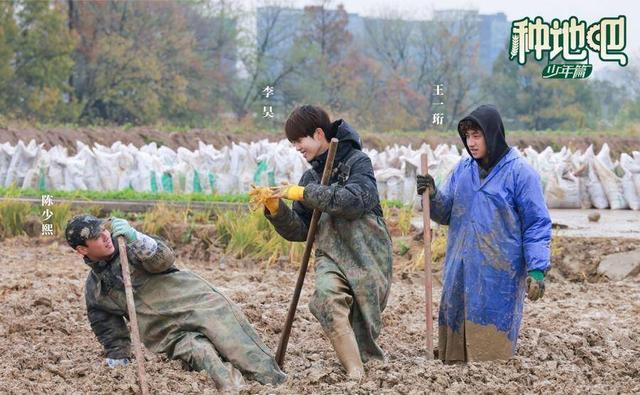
0, 0, 637, 131
0, 0, 238, 125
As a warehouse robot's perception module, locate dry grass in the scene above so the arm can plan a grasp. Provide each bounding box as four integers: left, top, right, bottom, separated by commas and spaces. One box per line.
140, 204, 305, 268
395, 227, 448, 273
382, 200, 414, 236
0, 196, 445, 273
214, 209, 304, 268
397, 205, 414, 236
50, 203, 72, 234
142, 203, 188, 236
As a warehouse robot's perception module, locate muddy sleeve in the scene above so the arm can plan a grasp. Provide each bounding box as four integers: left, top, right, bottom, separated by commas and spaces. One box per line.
302, 155, 379, 220
265, 199, 311, 242
515, 162, 552, 272
85, 279, 131, 359
129, 234, 176, 273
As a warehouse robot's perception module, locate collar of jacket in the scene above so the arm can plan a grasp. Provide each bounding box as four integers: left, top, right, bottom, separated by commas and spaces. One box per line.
310, 139, 355, 174
309, 119, 362, 173
470, 147, 519, 191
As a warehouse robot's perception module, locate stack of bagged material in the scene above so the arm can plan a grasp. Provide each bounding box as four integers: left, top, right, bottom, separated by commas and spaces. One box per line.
1, 139, 638, 209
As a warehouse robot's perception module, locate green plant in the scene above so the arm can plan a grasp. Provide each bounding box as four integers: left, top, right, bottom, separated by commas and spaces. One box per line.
1, 185, 22, 198
213, 209, 305, 267
110, 209, 125, 219
50, 203, 72, 234
0, 200, 31, 237
398, 240, 410, 256
0, 186, 251, 203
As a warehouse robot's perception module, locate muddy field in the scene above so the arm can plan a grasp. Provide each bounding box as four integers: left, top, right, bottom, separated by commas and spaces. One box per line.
1, 233, 639, 394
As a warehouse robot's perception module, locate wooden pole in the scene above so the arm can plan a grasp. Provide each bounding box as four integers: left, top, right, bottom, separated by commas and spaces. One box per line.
275, 138, 339, 368
421, 153, 434, 359
118, 236, 150, 395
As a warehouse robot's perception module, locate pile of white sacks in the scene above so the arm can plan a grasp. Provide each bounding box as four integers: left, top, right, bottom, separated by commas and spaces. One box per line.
1, 139, 639, 209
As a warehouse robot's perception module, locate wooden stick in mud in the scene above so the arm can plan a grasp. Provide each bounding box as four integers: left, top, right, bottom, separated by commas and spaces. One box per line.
275, 137, 339, 368
118, 236, 150, 395
421, 153, 434, 359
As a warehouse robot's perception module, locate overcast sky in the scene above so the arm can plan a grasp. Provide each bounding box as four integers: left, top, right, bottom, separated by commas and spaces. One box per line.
247, 0, 638, 74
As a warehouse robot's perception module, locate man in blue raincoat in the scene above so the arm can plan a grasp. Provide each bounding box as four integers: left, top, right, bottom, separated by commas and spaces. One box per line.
417, 104, 551, 362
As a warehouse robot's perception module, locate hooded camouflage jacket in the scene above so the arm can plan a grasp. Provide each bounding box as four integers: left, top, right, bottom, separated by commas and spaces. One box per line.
266, 120, 393, 361
83, 234, 176, 359
82, 233, 286, 387
267, 119, 383, 238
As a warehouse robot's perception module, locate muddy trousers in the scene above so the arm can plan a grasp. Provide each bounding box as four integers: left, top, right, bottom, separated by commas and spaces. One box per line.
166, 299, 287, 389
140, 272, 287, 388
308, 259, 364, 376
438, 321, 515, 362
438, 260, 515, 362
172, 332, 244, 390
309, 262, 355, 339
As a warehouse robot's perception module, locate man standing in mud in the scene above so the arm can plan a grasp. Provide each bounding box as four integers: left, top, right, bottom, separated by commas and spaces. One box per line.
65, 214, 286, 391
417, 104, 551, 362
262, 105, 393, 380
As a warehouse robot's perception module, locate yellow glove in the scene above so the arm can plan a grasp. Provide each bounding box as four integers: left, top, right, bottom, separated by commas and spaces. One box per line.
249, 185, 281, 214
265, 197, 280, 214
277, 185, 305, 201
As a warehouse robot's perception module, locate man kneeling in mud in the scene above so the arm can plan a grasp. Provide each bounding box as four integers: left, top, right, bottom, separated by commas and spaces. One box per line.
65, 214, 286, 391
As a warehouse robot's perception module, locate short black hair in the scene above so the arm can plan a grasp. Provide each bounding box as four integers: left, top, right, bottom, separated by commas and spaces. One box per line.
458, 118, 483, 135
285, 105, 332, 142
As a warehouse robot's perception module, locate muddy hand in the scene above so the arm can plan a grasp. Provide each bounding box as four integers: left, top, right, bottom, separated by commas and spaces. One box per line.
265, 196, 280, 214
526, 270, 545, 301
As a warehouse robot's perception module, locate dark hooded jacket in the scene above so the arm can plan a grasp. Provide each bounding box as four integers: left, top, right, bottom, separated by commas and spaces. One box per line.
458, 105, 510, 173
265, 119, 392, 361
305, 118, 383, 219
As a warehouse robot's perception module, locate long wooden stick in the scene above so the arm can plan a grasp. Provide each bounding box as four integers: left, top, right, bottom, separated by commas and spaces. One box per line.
275, 137, 339, 367
118, 236, 150, 395
420, 153, 434, 359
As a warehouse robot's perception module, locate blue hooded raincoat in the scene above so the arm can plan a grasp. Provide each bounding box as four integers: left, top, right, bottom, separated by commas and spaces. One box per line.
431, 105, 551, 361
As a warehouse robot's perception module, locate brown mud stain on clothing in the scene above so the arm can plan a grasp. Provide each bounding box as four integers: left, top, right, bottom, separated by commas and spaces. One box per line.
439, 320, 513, 362
465, 321, 513, 361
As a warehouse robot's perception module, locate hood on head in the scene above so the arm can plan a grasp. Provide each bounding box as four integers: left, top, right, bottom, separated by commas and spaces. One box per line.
327, 119, 362, 150
310, 119, 362, 172
457, 104, 509, 170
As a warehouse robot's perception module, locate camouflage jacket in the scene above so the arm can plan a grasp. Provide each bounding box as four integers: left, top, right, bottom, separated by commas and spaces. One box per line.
83, 232, 284, 384
267, 120, 383, 241
83, 234, 176, 359
266, 120, 393, 360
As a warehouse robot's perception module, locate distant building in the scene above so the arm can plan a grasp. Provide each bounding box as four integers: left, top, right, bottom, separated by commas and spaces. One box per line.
256, 6, 510, 75
433, 10, 509, 72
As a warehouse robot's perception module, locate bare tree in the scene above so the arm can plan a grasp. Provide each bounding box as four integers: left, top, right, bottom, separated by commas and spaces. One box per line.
363, 11, 414, 74
228, 0, 306, 119
363, 9, 484, 129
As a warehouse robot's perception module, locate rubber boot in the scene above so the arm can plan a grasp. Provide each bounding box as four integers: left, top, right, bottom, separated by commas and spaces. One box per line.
217, 363, 245, 394
329, 331, 365, 380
